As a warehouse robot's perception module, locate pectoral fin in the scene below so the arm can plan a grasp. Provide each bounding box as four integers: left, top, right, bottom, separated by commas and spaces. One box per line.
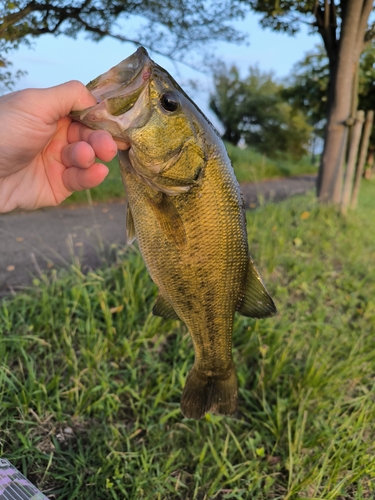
125, 202, 136, 244
150, 195, 187, 248
153, 294, 180, 320
237, 258, 277, 318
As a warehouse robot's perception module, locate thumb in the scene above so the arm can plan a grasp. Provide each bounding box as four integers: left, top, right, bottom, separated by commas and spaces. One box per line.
37, 80, 98, 123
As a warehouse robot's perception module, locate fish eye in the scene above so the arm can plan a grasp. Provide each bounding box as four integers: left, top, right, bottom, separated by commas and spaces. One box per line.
160, 93, 179, 112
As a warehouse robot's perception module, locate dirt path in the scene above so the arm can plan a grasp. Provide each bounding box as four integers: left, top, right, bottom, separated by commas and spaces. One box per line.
0, 175, 316, 296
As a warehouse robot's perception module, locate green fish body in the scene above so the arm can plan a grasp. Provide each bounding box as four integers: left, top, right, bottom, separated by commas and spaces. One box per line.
71, 47, 277, 419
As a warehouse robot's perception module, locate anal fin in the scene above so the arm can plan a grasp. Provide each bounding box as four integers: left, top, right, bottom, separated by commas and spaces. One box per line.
152, 294, 180, 320
237, 257, 277, 318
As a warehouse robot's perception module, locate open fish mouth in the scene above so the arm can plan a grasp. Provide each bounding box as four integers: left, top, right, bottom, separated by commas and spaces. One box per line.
70, 47, 152, 139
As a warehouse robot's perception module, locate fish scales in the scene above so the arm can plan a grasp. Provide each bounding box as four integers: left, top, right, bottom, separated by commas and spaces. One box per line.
71, 47, 277, 419
121, 146, 246, 374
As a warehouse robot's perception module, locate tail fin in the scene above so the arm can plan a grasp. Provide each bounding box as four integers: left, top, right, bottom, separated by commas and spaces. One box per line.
180, 364, 238, 419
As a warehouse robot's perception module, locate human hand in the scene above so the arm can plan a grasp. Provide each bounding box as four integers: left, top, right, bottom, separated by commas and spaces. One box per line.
0, 80, 128, 213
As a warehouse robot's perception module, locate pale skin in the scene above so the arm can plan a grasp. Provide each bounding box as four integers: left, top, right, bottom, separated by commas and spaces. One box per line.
0, 80, 129, 213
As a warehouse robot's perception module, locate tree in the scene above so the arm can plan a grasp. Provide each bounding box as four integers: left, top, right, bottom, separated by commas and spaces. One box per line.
209, 65, 312, 159
0, 0, 245, 90
209, 66, 247, 145
0, 40, 25, 93
242, 0, 375, 204
285, 42, 375, 159
282, 45, 329, 138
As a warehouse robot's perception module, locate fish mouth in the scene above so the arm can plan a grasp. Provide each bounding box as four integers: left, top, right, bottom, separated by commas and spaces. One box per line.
70, 47, 152, 138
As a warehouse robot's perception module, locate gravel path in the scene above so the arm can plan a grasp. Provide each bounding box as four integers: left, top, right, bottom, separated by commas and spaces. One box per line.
0, 175, 316, 296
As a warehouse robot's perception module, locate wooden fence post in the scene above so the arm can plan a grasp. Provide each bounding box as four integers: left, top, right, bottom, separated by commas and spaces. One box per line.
351, 110, 374, 208
364, 157, 375, 179
341, 110, 365, 215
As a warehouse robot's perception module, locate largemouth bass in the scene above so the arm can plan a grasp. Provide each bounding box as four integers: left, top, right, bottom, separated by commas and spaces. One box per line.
71, 47, 277, 419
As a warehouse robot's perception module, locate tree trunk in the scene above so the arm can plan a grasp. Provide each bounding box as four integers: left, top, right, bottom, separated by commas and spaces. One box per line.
317, 58, 353, 204
351, 109, 374, 208
341, 110, 364, 214
317, 0, 372, 204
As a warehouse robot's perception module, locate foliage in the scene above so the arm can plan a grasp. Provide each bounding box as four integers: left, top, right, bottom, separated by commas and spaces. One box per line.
1, 0, 245, 53
282, 45, 329, 136
0, 57, 23, 94
242, 0, 316, 35
243, 0, 375, 57
357, 40, 375, 115
241, 0, 375, 203
224, 142, 316, 183
209, 65, 312, 159
0, 38, 25, 94
1, 181, 375, 498
1, 0, 246, 90
284, 42, 375, 142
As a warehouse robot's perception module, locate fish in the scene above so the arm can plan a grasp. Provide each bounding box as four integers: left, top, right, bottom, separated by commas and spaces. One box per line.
71, 47, 277, 419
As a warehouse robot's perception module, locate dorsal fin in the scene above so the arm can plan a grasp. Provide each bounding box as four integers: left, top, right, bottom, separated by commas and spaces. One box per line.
153, 294, 180, 320
237, 258, 277, 318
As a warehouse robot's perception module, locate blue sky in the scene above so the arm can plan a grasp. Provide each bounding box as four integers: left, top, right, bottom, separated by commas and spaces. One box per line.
11, 12, 320, 127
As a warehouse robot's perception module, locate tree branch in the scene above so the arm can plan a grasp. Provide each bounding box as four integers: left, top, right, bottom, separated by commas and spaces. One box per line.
0, 1, 36, 37
315, 1, 336, 60
74, 18, 209, 73
355, 0, 374, 57
364, 21, 375, 43
324, 0, 330, 31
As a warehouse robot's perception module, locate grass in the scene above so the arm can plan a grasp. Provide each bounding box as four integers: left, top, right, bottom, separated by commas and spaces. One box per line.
64, 145, 317, 206
224, 143, 317, 184
1, 181, 375, 499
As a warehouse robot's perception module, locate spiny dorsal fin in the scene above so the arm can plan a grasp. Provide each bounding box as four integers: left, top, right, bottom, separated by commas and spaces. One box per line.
125, 202, 136, 244
152, 294, 180, 320
237, 257, 277, 318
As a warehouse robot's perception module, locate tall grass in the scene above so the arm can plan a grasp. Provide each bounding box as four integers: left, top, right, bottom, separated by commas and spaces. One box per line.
1, 182, 375, 499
